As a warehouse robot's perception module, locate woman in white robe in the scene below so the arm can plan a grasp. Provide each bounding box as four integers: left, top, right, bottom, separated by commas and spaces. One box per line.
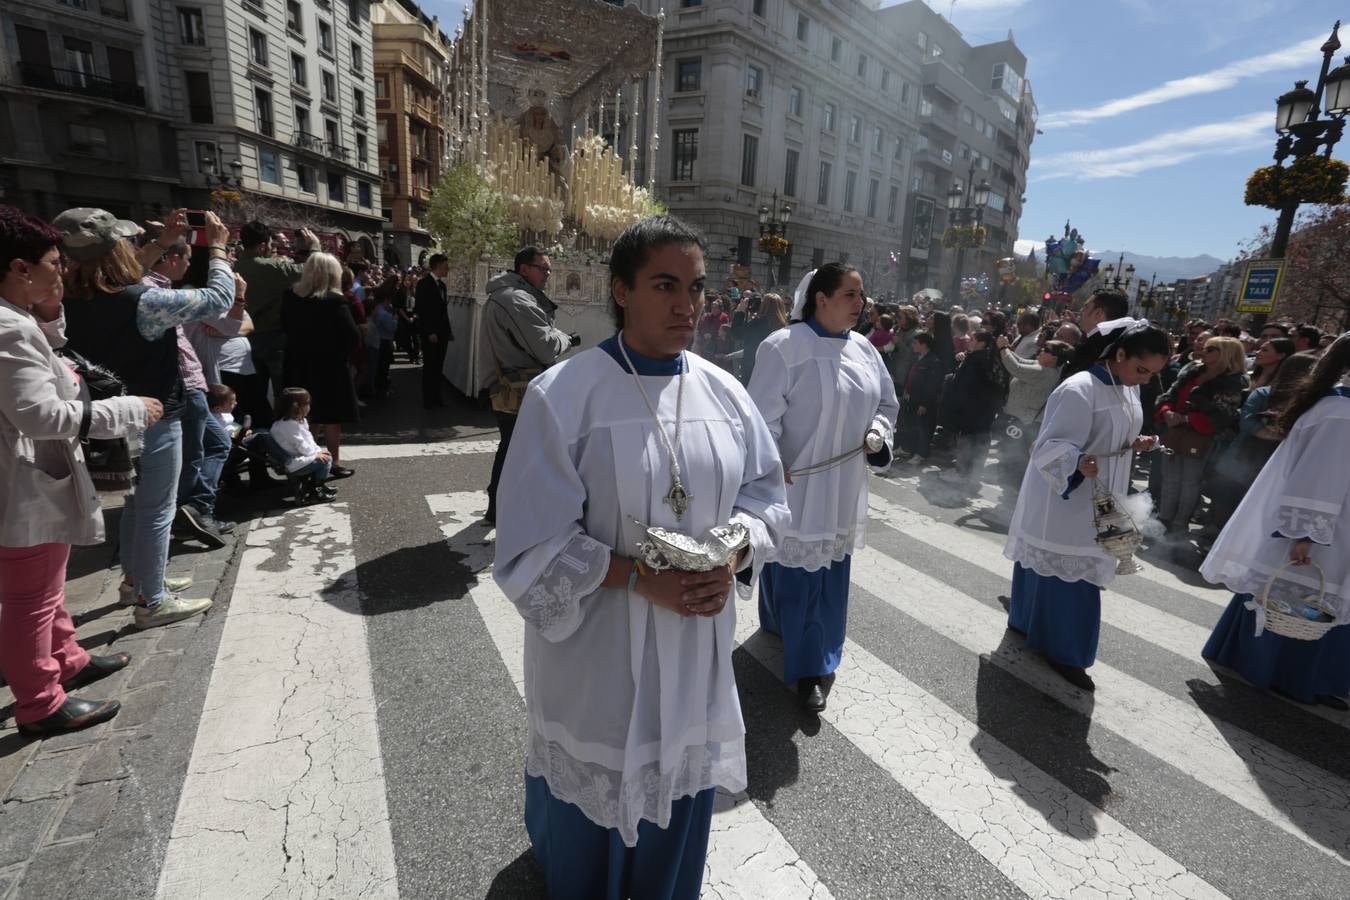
747, 264, 899, 713
1004, 324, 1169, 691
493, 217, 789, 900
1201, 333, 1350, 710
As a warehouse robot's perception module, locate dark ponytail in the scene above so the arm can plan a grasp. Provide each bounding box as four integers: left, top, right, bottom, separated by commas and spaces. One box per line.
1101, 323, 1169, 363
1278, 332, 1350, 434
799, 262, 859, 322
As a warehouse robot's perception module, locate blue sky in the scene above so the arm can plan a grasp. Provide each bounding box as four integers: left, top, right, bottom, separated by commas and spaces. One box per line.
422, 0, 1347, 261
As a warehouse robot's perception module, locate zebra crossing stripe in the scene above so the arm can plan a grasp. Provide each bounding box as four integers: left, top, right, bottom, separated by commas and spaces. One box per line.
731, 614, 1227, 899
426, 492, 836, 900
157, 504, 400, 899
340, 437, 501, 460
848, 544, 1350, 865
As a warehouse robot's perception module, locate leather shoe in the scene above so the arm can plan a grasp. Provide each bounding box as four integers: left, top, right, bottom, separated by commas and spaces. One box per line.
798, 677, 826, 713
1048, 661, 1095, 692
17, 697, 121, 738
61, 653, 131, 692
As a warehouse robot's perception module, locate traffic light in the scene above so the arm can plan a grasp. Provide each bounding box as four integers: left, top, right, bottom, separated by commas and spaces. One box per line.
1042, 292, 1052, 301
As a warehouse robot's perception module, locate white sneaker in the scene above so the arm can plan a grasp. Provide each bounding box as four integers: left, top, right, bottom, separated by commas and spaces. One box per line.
133, 594, 212, 630
119, 575, 194, 606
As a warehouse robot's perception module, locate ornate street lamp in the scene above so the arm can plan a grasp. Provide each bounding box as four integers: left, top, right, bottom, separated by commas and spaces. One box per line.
945, 162, 989, 306
755, 190, 792, 286
1101, 251, 1136, 292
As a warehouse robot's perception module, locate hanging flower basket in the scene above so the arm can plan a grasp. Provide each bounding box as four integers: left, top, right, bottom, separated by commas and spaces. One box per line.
756, 233, 789, 257
941, 225, 988, 249
1244, 156, 1349, 209
210, 188, 243, 208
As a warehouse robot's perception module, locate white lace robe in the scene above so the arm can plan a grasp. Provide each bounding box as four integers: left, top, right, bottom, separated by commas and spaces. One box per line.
747, 323, 899, 572
1004, 369, 1143, 587
1201, 389, 1350, 619
493, 348, 789, 847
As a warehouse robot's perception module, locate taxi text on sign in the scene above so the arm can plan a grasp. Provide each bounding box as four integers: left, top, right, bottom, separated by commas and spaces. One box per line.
1236, 259, 1285, 314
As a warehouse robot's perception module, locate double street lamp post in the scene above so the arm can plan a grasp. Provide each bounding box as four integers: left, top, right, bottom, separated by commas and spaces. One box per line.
757, 191, 792, 288
1255, 20, 1350, 328
946, 162, 991, 308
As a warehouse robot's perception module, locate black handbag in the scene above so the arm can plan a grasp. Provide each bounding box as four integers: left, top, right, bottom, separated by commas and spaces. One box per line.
56, 346, 137, 494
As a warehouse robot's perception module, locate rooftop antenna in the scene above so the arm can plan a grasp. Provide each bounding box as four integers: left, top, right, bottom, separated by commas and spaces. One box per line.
949, 0, 956, 21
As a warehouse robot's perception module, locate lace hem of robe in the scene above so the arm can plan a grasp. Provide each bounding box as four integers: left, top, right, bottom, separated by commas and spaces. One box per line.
525, 729, 747, 847
1006, 537, 1116, 587
773, 531, 857, 572
1274, 503, 1339, 547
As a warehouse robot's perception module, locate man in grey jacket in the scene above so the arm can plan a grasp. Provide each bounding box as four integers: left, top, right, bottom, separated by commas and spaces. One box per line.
481, 247, 578, 524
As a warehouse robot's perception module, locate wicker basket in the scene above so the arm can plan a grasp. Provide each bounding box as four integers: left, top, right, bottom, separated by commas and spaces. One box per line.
1257, 560, 1339, 641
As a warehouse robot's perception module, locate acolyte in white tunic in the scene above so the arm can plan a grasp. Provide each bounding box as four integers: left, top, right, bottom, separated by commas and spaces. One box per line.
747, 323, 899, 572
1005, 368, 1144, 587
1202, 388, 1350, 619
493, 347, 789, 847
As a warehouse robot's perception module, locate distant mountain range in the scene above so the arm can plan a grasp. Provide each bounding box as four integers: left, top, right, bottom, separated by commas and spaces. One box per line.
1089, 251, 1228, 285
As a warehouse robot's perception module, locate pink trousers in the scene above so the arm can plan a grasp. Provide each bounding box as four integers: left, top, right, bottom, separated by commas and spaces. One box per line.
0, 543, 88, 724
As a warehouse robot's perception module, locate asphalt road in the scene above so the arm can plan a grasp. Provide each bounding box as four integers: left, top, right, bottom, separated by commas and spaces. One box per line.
62, 364, 1350, 899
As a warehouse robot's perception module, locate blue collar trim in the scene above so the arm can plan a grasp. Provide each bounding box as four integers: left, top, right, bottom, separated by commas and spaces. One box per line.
1330, 385, 1350, 399
807, 317, 850, 340
1088, 364, 1115, 385
600, 334, 685, 376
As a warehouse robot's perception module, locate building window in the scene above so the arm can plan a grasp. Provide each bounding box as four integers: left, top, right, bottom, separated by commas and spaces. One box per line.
63, 36, 95, 84
185, 71, 213, 123
353, 88, 365, 117
894, 134, 904, 158
823, 102, 835, 132
856, 53, 867, 79
830, 35, 841, 63
328, 171, 344, 202
680, 0, 701, 7
783, 147, 799, 197
901, 82, 910, 105
746, 65, 763, 97
318, 21, 333, 55
962, 106, 974, 125
752, 0, 765, 17
287, 0, 303, 34
291, 53, 307, 86
881, 68, 890, 93
348, 0, 360, 24
100, 0, 129, 18
68, 123, 108, 155
178, 7, 205, 45
887, 184, 899, 223
350, 41, 363, 71
796, 13, 809, 42
740, 133, 758, 187
867, 177, 879, 218
297, 164, 316, 193
843, 170, 857, 211
849, 115, 861, 143
322, 70, 336, 102
255, 88, 274, 135
671, 129, 697, 181
873, 127, 884, 154
992, 62, 1023, 99
916, 30, 928, 51
358, 181, 372, 207
788, 85, 802, 117
931, 42, 943, 58
259, 149, 280, 184
355, 132, 367, 164
324, 118, 339, 148
374, 77, 386, 99
295, 103, 310, 134
817, 160, 831, 205
676, 58, 701, 92
248, 29, 268, 66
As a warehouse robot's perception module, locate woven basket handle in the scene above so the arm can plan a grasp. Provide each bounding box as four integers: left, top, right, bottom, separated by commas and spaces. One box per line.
1259, 558, 1327, 612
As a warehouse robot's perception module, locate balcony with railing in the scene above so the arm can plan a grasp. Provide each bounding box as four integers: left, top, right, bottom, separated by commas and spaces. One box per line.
17, 62, 145, 107
294, 131, 325, 154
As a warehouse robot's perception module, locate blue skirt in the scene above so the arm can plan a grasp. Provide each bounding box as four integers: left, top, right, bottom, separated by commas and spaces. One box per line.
758, 556, 852, 684
1202, 594, 1350, 703
1007, 562, 1102, 669
524, 774, 715, 900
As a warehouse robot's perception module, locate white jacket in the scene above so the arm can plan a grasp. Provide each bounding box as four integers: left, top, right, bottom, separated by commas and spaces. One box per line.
0, 298, 147, 547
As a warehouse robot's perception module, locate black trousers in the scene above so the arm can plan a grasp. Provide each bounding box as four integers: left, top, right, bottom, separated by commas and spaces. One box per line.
421, 336, 447, 407
486, 410, 518, 519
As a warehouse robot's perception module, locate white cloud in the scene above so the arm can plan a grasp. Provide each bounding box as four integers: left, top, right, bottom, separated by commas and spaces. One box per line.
1013, 239, 1041, 257
1029, 111, 1271, 181
1040, 34, 1324, 129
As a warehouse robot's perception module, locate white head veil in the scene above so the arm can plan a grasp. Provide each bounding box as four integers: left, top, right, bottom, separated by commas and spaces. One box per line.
791, 269, 817, 321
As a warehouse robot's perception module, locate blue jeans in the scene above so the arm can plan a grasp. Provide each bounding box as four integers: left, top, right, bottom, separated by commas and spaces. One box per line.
178, 389, 231, 516
121, 418, 182, 607
290, 458, 332, 482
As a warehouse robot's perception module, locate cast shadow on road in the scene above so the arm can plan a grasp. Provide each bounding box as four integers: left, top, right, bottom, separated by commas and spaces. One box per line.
734, 631, 814, 808
484, 848, 546, 899
333, 538, 479, 615
970, 625, 1115, 838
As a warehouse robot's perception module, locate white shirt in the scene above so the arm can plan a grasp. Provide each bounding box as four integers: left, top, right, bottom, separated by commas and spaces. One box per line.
1004, 366, 1144, 587
493, 345, 789, 846
269, 418, 321, 471
747, 321, 900, 571
1202, 387, 1350, 620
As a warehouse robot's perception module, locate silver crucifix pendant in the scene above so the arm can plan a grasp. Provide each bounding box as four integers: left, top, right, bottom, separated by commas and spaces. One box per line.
664, 480, 692, 520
